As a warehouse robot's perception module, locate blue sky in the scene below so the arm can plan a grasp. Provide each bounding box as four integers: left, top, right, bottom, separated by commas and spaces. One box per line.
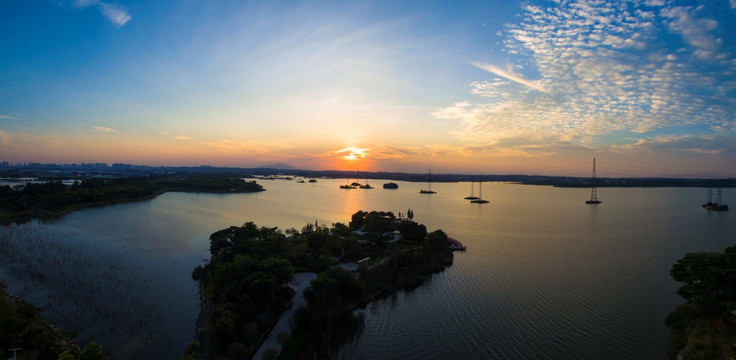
1, 0, 735, 177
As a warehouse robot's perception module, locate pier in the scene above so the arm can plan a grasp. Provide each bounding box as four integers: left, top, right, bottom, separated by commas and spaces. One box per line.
448, 237, 466, 251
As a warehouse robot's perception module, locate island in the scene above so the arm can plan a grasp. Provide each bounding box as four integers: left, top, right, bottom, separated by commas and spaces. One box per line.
382, 182, 398, 189
189, 210, 458, 359
666, 246, 736, 359
0, 173, 264, 225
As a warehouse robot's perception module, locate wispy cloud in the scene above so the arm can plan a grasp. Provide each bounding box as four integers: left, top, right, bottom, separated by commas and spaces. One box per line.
471, 62, 549, 93
612, 134, 736, 156
174, 136, 192, 141
436, 0, 736, 159
202, 139, 293, 154
90, 126, 118, 133
660, 6, 722, 60
73, 0, 131, 27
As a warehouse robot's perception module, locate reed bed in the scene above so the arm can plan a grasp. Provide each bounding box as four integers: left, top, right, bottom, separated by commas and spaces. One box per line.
0, 221, 194, 358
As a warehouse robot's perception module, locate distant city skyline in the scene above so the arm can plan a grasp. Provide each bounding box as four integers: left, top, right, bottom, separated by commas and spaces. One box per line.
2, 0, 736, 177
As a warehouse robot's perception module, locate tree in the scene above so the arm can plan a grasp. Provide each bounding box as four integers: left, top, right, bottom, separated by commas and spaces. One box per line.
670, 245, 736, 317
261, 258, 294, 285
398, 220, 427, 242
191, 265, 204, 281
349, 211, 367, 230
79, 341, 108, 360
331, 222, 352, 237
182, 341, 200, 360
427, 230, 449, 249
58, 351, 77, 360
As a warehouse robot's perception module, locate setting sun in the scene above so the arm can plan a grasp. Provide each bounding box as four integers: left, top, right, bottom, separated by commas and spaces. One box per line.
337, 147, 370, 161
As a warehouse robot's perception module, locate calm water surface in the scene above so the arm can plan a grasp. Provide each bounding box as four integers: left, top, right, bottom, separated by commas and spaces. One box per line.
1, 179, 733, 359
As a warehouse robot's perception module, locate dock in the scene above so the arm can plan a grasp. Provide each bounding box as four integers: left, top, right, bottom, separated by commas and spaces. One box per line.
448, 237, 466, 251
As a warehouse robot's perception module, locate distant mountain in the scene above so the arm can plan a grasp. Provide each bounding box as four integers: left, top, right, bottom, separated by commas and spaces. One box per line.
259, 162, 295, 170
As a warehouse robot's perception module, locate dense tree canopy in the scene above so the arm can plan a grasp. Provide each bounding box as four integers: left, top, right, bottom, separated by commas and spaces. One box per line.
666, 245, 736, 360
670, 246, 736, 316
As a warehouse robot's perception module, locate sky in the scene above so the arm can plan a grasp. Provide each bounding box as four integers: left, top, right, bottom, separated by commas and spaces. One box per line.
1, 0, 736, 177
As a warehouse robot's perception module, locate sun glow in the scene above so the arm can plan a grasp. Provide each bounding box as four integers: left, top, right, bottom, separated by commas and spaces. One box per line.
337, 147, 369, 161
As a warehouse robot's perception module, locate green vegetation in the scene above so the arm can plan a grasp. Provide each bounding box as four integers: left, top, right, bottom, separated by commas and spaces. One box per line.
193, 210, 455, 359
0, 173, 263, 224
0, 283, 107, 360
666, 246, 736, 359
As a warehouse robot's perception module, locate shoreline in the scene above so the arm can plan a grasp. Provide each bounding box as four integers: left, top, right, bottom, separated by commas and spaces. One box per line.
0, 187, 265, 226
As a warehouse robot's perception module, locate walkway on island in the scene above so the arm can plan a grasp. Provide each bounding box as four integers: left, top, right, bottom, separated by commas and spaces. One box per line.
251, 272, 317, 360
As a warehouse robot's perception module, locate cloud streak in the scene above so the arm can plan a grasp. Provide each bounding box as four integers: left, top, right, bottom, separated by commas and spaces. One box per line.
73, 0, 131, 27
471, 62, 549, 93
90, 126, 118, 133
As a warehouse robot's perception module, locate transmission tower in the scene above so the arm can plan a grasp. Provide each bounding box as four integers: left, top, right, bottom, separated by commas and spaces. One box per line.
586, 158, 601, 204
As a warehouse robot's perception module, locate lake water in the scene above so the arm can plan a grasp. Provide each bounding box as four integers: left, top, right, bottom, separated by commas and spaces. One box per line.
0, 179, 733, 359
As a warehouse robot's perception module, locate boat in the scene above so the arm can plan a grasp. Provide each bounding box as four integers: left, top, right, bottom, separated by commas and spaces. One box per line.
340, 184, 355, 189
308, 179, 317, 183
383, 182, 399, 189
296, 179, 306, 183
585, 158, 602, 204
464, 180, 480, 200
702, 188, 729, 211
359, 175, 373, 189
420, 169, 437, 194
469, 181, 489, 203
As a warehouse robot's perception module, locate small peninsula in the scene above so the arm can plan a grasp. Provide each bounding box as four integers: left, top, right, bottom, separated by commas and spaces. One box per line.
190, 210, 456, 359
0, 173, 264, 225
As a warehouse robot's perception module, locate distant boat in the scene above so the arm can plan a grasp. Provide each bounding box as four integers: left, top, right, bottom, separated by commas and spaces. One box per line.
359, 175, 373, 189
420, 169, 437, 194
585, 158, 602, 204
702, 188, 729, 211
464, 180, 480, 200
296, 179, 306, 183
340, 177, 356, 189
470, 181, 489, 204
308, 178, 317, 183
383, 182, 398, 189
